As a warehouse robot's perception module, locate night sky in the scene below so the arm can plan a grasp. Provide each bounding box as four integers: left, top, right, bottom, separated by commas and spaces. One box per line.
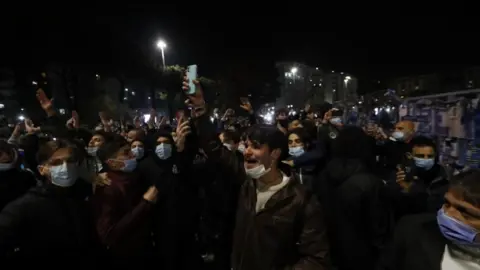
1, 6, 478, 91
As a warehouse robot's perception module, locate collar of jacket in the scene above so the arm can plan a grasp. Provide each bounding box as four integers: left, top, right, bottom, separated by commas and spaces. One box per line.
247, 172, 301, 213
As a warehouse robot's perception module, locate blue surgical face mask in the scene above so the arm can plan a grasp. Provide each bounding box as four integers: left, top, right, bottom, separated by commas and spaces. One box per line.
120, 158, 137, 172
0, 162, 15, 171
330, 117, 342, 125
87, 147, 98, 157
49, 162, 79, 187
392, 131, 405, 141
414, 157, 435, 170
156, 143, 172, 160
132, 147, 145, 160
437, 208, 480, 246
289, 146, 305, 157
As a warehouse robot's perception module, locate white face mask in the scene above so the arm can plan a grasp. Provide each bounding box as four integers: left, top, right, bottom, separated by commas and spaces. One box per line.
49, 163, 79, 187
238, 144, 246, 153
87, 147, 98, 157
245, 164, 271, 179
223, 143, 233, 151
0, 162, 15, 171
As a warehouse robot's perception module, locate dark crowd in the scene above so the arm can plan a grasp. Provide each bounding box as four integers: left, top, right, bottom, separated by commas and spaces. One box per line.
0, 78, 479, 270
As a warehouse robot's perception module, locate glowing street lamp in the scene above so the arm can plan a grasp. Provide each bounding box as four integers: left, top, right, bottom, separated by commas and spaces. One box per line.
156, 40, 167, 68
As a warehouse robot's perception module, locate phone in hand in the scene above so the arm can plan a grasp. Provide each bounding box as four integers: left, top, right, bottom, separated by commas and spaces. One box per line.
186, 64, 197, 95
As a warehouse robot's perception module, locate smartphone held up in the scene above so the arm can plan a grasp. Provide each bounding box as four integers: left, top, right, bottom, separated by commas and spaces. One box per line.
185, 64, 197, 95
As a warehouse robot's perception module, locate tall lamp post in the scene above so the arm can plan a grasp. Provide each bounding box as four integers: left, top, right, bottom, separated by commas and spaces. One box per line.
156, 40, 167, 69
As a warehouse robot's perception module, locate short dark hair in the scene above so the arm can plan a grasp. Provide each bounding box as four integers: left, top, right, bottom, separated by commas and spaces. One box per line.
411, 135, 437, 159
287, 128, 313, 150
222, 130, 241, 144
450, 169, 480, 207
411, 135, 437, 150
332, 126, 375, 167
275, 108, 288, 118
93, 130, 115, 143
130, 128, 146, 141
0, 140, 16, 160
97, 137, 128, 163
246, 124, 288, 161
36, 139, 82, 165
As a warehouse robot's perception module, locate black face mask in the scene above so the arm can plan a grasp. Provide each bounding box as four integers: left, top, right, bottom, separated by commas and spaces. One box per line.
278, 119, 288, 128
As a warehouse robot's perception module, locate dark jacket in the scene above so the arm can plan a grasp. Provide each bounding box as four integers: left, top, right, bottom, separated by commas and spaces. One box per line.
0, 184, 98, 260
384, 164, 449, 220
316, 159, 392, 270
378, 214, 446, 270
231, 174, 330, 270
91, 171, 153, 257
0, 169, 36, 211
194, 114, 246, 269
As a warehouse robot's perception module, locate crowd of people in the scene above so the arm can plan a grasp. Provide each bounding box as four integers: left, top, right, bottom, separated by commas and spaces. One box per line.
0, 78, 480, 270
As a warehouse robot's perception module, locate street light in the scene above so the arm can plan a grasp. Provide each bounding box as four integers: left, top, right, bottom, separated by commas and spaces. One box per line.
156, 40, 167, 69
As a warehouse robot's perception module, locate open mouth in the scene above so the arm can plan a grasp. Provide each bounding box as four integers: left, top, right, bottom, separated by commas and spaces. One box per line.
245, 158, 259, 168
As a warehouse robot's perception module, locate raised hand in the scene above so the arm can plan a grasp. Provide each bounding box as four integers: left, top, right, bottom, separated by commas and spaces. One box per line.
72, 110, 80, 128
25, 119, 40, 134
175, 116, 191, 152
36, 89, 54, 116
182, 76, 205, 110
240, 98, 253, 114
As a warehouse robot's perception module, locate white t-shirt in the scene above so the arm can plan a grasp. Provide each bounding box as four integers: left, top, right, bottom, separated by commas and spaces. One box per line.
255, 173, 290, 213
441, 245, 480, 270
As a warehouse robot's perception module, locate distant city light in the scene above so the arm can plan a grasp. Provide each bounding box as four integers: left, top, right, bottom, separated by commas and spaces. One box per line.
291, 67, 298, 74
316, 67, 319, 70
32, 81, 37, 85
143, 114, 151, 123
125, 88, 128, 91
345, 76, 351, 80
148, 97, 151, 100
18, 115, 25, 121
0, 104, 4, 109
131, 91, 135, 95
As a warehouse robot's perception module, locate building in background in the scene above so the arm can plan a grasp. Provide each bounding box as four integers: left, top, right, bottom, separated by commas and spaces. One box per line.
276, 62, 313, 108
276, 62, 358, 107
322, 70, 358, 104
387, 66, 480, 97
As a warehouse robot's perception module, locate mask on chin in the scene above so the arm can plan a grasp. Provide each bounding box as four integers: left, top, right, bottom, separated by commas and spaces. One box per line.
223, 143, 234, 151
245, 164, 271, 179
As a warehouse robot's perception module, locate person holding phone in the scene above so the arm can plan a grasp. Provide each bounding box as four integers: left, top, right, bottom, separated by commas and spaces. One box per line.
388, 136, 450, 220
